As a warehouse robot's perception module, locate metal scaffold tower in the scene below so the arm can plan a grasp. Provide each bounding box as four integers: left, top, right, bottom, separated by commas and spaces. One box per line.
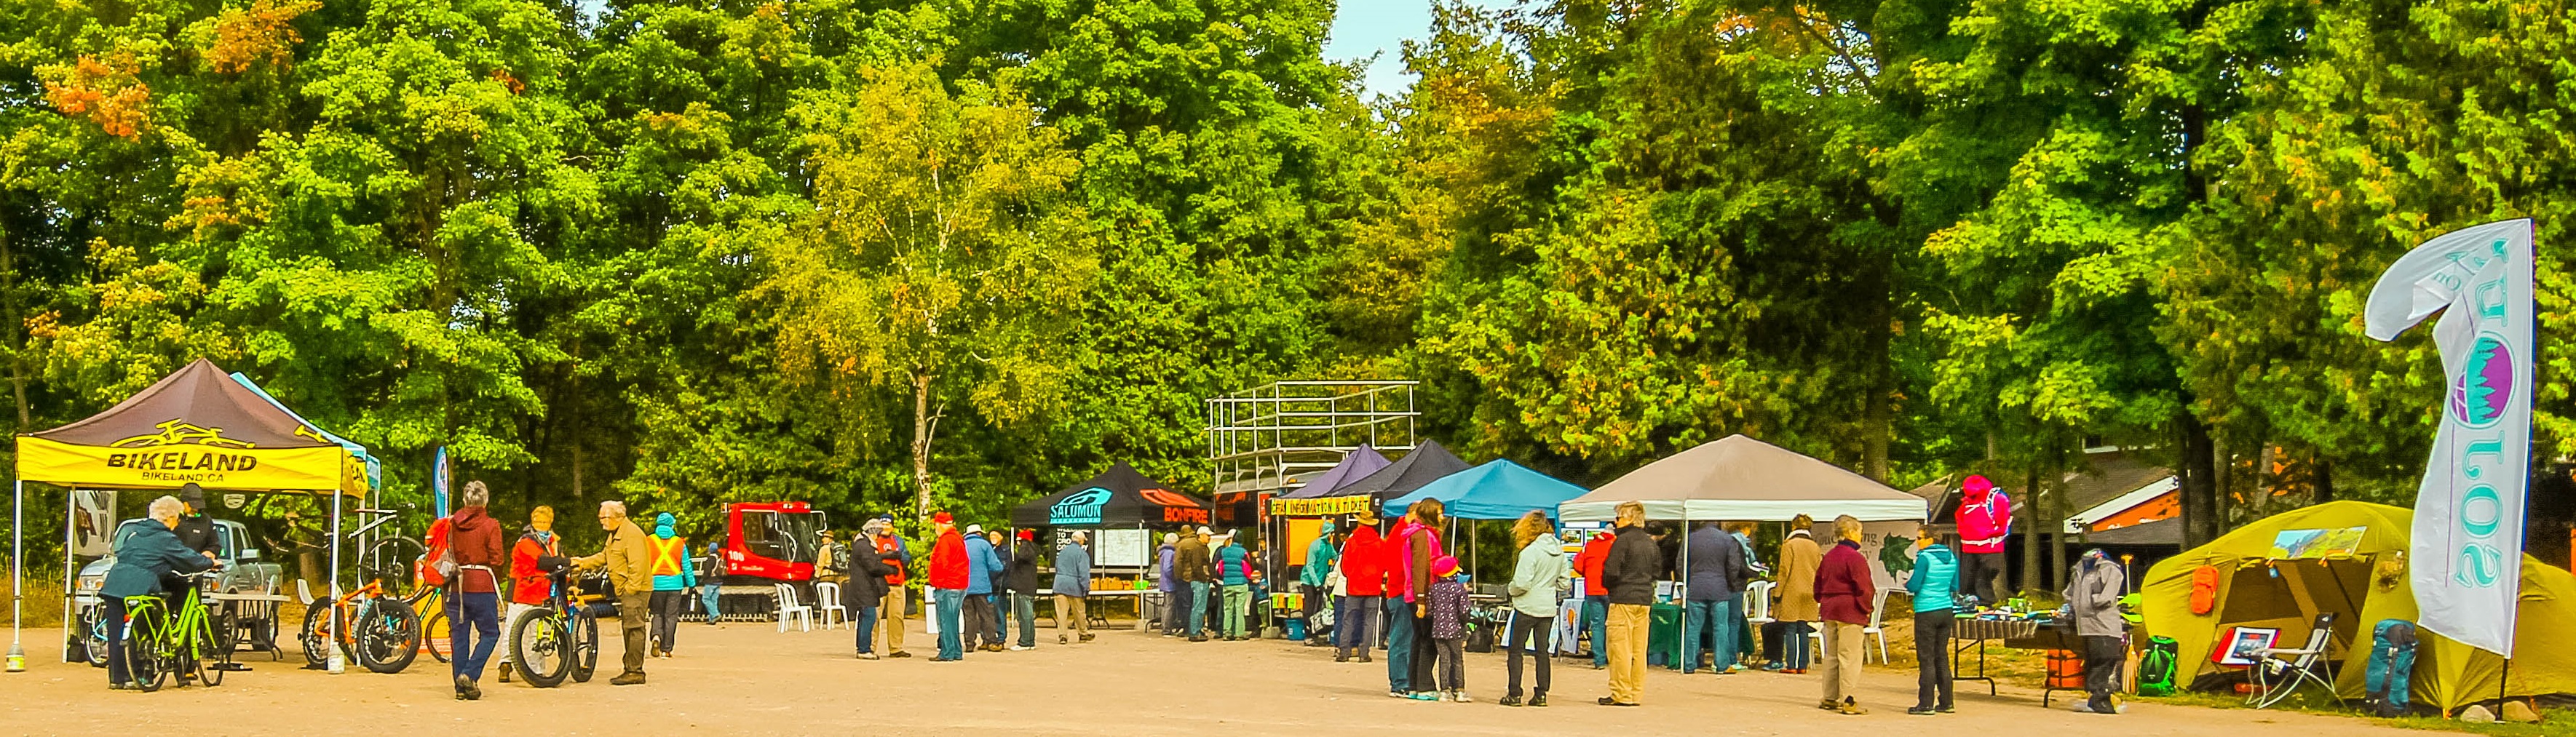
1205, 381, 1419, 497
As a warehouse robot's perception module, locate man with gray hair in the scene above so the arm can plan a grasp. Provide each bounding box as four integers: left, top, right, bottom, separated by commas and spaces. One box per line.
1596, 501, 1660, 706
576, 500, 652, 685
1054, 530, 1093, 644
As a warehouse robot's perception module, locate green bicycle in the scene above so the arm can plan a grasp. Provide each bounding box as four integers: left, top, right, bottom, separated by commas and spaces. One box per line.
122, 570, 234, 692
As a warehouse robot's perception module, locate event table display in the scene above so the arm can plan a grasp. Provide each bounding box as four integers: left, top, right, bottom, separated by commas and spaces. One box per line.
1948, 616, 2044, 696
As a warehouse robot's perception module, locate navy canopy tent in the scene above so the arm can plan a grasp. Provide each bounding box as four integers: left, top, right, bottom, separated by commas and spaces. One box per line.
1382, 460, 1587, 520
1267, 444, 1392, 517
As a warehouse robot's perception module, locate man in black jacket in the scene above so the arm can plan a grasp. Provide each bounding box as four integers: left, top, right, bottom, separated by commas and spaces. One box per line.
1005, 530, 1042, 650
1598, 501, 1662, 707
171, 484, 219, 559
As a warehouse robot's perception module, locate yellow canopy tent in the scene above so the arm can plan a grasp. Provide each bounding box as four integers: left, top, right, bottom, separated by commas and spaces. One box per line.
10, 358, 370, 664
2141, 501, 2576, 712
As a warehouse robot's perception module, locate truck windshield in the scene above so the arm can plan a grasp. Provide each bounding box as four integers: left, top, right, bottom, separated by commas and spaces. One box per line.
743, 510, 827, 564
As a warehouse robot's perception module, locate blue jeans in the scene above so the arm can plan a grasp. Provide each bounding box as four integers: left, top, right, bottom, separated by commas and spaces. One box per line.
700, 584, 721, 624
1582, 598, 1610, 668
1783, 621, 1815, 669
1337, 596, 1380, 650
1385, 610, 1419, 693
852, 605, 878, 653
1011, 594, 1037, 648
933, 589, 965, 660
1186, 582, 1211, 637
1680, 597, 1736, 673
448, 591, 501, 681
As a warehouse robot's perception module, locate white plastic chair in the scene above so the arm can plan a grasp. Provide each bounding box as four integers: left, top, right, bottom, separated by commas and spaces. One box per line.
1807, 588, 1892, 664
1743, 581, 1776, 626
774, 583, 814, 632
813, 581, 847, 630
1861, 589, 1891, 664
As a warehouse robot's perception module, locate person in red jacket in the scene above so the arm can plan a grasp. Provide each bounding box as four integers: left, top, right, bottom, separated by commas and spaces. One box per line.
498, 505, 561, 684
1573, 530, 1614, 669
1334, 511, 1385, 663
1814, 514, 1877, 715
925, 511, 969, 661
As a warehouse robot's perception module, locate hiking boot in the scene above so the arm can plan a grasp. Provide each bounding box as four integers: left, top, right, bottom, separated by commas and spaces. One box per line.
1596, 696, 1638, 706
454, 675, 481, 701
1499, 696, 1523, 707
1818, 699, 1841, 710
1189, 635, 1209, 642
1358, 651, 1373, 663
1079, 633, 1094, 642
1529, 694, 1548, 707
1908, 706, 1938, 716
609, 671, 646, 686
889, 650, 912, 658
1936, 704, 1955, 714
1839, 698, 1868, 715
497, 666, 512, 684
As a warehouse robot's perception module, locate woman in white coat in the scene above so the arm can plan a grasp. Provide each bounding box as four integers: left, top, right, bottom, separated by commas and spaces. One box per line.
1501, 510, 1571, 706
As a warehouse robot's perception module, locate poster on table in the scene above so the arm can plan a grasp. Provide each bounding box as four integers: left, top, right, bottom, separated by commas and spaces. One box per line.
2363, 218, 2535, 657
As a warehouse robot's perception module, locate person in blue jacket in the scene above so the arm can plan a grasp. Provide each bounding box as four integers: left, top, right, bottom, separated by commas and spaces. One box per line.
1053, 531, 1094, 644
100, 495, 215, 689
962, 525, 1006, 651
1904, 525, 1960, 715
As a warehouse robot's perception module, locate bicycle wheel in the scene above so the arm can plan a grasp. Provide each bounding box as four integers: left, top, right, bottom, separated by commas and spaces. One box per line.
82, 606, 110, 667
127, 605, 168, 693
569, 609, 599, 683
299, 601, 336, 669
356, 597, 421, 674
195, 607, 226, 687
362, 536, 426, 597
421, 593, 453, 664
508, 606, 571, 688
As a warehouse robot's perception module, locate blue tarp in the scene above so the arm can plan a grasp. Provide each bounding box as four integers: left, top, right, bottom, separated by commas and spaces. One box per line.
1382, 459, 1587, 521
228, 372, 381, 491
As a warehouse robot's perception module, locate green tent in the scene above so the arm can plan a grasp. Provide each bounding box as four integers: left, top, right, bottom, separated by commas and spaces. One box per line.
2141, 501, 2576, 712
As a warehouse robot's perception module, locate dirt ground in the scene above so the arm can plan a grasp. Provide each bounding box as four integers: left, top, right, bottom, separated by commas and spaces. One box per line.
1, 617, 2431, 737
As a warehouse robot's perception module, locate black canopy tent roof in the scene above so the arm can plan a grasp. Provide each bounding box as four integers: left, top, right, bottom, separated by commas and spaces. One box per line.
1333, 439, 1472, 510
1010, 463, 1213, 528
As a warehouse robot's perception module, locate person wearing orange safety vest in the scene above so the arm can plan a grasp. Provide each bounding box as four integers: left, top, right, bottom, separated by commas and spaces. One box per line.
646, 512, 696, 658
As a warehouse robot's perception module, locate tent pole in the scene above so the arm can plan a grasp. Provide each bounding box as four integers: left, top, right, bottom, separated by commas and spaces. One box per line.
8, 479, 22, 672
59, 487, 76, 664
327, 489, 344, 674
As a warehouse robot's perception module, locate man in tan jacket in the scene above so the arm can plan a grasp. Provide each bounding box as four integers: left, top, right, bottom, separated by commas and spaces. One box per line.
1771, 514, 1823, 674
576, 500, 653, 685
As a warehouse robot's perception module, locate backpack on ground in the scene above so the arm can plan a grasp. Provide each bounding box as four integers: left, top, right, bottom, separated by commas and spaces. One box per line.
2366, 619, 2418, 717
2137, 636, 2179, 696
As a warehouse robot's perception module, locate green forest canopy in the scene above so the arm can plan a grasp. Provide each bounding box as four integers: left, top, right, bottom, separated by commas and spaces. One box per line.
4, 0, 2569, 557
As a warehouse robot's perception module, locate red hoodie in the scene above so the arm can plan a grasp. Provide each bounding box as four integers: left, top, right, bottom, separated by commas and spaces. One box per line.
1574, 532, 1614, 597
446, 506, 506, 594
1339, 527, 1385, 597
927, 527, 969, 590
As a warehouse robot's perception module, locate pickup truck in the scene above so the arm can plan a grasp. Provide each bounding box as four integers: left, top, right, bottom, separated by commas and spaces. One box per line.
76, 517, 282, 597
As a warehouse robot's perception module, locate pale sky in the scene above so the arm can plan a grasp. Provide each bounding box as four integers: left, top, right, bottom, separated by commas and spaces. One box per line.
1325, 0, 1516, 100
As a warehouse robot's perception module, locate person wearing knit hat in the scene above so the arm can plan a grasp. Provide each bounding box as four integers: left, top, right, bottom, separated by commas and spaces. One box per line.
1954, 474, 2012, 607
1425, 554, 1473, 701
646, 511, 696, 658
1005, 528, 1043, 650
926, 511, 969, 661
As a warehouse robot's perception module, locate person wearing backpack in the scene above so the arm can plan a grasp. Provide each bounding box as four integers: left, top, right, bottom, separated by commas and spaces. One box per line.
1903, 525, 1959, 715
444, 482, 507, 700
2062, 549, 2128, 714
697, 538, 725, 626
1954, 475, 2012, 607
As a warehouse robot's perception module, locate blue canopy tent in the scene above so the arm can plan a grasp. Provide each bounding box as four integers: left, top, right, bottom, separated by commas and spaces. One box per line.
1382, 460, 1587, 520
229, 373, 383, 491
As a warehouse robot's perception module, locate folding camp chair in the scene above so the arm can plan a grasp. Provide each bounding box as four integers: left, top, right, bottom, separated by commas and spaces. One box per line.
2250, 613, 2340, 709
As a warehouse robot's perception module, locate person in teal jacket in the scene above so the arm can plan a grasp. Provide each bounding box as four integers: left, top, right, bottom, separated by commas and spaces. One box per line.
100, 495, 215, 689
1299, 530, 1339, 645
1903, 525, 1959, 715
1216, 534, 1253, 640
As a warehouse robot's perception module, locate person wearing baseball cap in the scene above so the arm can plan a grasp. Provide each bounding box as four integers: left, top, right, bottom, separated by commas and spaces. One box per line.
170, 483, 219, 561
926, 512, 969, 661
1335, 511, 1386, 663
1176, 525, 1214, 641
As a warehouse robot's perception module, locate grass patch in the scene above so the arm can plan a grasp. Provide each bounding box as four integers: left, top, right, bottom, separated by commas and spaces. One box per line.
2134, 685, 2574, 736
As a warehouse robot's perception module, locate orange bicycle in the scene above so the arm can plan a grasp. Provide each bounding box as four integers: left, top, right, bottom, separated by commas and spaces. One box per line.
298, 578, 422, 674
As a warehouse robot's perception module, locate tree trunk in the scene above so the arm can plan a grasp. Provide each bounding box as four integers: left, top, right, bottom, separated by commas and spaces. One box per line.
1863, 252, 1893, 482
2177, 413, 2221, 548
2021, 463, 2043, 596
2047, 442, 2068, 592
2313, 454, 2334, 505
911, 371, 938, 523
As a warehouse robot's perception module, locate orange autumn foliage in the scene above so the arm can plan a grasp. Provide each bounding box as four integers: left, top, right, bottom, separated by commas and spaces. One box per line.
203, 0, 321, 73
41, 53, 151, 138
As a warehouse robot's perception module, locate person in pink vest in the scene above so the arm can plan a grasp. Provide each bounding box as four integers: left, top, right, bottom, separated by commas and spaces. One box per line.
1954, 474, 2012, 606
1382, 499, 1446, 700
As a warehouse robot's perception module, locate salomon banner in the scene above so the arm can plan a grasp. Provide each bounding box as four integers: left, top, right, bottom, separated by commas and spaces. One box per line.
2363, 218, 2535, 657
